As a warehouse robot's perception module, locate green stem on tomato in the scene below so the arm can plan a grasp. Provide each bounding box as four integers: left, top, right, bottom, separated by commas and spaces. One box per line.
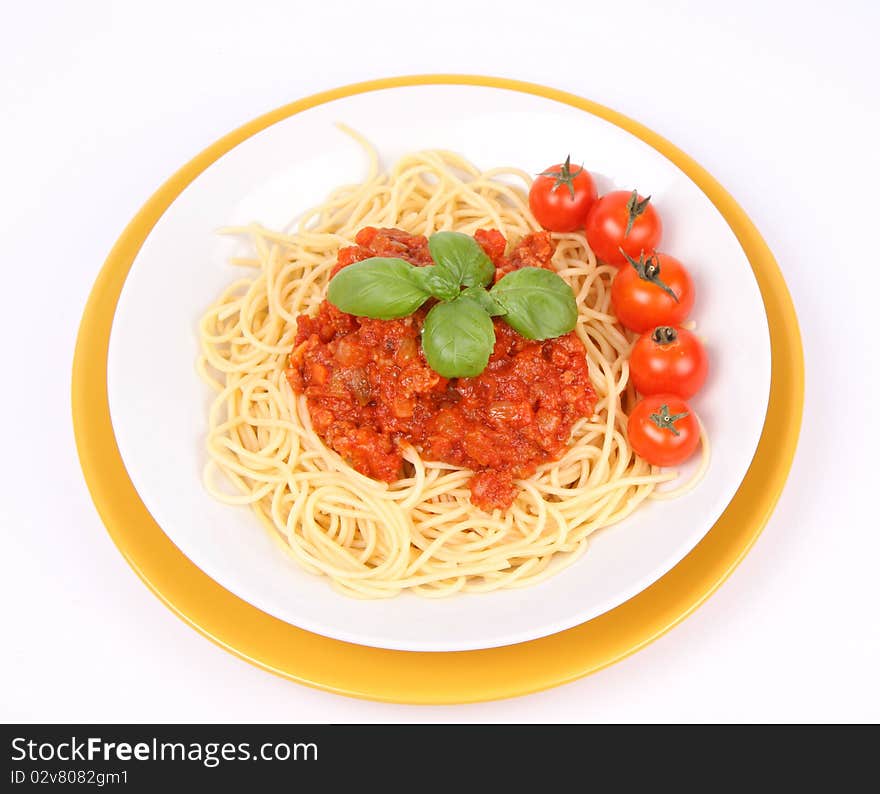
537, 155, 585, 200
648, 403, 690, 436
620, 249, 679, 303
623, 190, 652, 238
651, 326, 678, 344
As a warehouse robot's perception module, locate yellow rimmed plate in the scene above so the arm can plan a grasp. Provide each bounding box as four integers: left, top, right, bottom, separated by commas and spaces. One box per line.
72, 75, 802, 703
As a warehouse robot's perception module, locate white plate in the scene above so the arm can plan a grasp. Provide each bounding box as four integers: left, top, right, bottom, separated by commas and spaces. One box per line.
107, 85, 770, 652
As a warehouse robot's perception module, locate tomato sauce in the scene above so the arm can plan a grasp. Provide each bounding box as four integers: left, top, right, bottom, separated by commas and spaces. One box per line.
287, 227, 596, 511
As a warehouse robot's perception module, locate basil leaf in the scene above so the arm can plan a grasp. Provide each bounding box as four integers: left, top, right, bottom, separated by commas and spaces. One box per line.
490, 267, 578, 340
422, 296, 495, 378
327, 257, 431, 319
428, 231, 496, 288
410, 265, 460, 301
460, 285, 506, 316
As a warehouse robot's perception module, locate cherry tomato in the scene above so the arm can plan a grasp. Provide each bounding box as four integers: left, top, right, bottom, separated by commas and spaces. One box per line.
630, 326, 708, 399
529, 156, 597, 232
585, 190, 662, 266
611, 251, 695, 333
627, 395, 701, 467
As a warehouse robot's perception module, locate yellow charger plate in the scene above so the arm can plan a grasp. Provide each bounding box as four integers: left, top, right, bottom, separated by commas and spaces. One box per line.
72, 75, 803, 704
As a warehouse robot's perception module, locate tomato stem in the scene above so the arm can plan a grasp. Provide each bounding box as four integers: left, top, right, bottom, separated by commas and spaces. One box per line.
537, 155, 585, 200
651, 326, 678, 345
648, 403, 689, 436
624, 190, 652, 238
620, 250, 679, 303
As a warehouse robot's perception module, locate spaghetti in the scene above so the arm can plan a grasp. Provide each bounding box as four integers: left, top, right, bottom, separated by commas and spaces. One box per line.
197, 130, 708, 597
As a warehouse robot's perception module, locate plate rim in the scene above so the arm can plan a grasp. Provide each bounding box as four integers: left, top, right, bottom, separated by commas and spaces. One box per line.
71, 74, 803, 704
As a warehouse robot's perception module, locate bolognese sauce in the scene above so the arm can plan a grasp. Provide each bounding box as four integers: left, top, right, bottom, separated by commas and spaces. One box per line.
287, 227, 596, 511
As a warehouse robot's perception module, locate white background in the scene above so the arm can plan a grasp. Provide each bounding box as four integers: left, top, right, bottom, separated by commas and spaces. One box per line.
1, 0, 877, 723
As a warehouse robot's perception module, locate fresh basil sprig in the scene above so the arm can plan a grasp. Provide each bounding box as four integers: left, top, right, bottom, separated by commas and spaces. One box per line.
490, 267, 578, 340
422, 296, 495, 378
460, 285, 506, 316
428, 231, 495, 288
327, 257, 432, 320
326, 231, 578, 378
410, 265, 460, 302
